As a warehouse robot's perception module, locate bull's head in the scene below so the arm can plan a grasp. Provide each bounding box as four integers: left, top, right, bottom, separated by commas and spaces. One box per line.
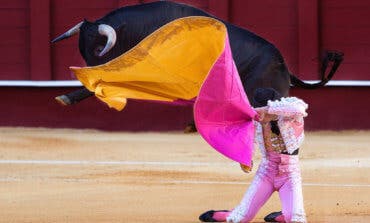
52, 20, 117, 65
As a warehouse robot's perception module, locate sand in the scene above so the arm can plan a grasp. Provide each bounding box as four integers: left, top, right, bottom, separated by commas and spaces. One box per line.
0, 127, 369, 222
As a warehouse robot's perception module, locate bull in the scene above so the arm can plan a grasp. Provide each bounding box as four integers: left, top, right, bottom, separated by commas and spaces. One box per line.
52, 1, 343, 118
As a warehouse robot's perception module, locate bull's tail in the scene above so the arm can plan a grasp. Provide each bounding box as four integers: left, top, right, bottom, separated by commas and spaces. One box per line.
290, 51, 344, 89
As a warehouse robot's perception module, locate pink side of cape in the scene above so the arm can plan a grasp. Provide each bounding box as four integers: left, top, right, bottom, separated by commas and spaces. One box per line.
194, 35, 257, 166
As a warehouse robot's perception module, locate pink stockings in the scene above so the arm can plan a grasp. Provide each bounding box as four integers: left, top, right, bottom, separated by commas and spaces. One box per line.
225, 151, 306, 223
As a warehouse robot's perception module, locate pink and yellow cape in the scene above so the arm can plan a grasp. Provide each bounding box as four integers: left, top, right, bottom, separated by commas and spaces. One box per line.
70, 17, 257, 167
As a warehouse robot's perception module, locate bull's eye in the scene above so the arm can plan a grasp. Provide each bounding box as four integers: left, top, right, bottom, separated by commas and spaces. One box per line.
94, 45, 104, 56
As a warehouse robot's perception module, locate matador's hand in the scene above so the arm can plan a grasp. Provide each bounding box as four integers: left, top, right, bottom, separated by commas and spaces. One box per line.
254, 107, 267, 120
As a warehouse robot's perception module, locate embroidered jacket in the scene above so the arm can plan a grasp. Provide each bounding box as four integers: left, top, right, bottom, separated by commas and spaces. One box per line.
254, 97, 308, 157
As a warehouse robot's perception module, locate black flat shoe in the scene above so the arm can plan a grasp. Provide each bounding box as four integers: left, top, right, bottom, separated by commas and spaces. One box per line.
199, 210, 229, 222
264, 211, 283, 222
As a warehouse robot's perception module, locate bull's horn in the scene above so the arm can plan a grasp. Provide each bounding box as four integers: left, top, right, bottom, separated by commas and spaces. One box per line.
51, 21, 83, 43
98, 24, 117, 56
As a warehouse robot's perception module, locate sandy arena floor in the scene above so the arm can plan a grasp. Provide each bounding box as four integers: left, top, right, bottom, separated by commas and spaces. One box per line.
0, 127, 369, 223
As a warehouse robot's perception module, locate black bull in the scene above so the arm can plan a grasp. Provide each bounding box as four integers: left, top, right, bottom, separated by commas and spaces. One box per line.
52, 1, 343, 111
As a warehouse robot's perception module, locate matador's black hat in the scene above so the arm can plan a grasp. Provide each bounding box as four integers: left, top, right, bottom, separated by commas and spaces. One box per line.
253, 88, 282, 108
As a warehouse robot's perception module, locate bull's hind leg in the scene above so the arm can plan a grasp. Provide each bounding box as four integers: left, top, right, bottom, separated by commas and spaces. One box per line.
184, 121, 197, 133
55, 87, 94, 106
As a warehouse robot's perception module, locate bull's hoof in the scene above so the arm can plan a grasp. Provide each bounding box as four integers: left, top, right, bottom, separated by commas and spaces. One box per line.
264, 211, 283, 222
184, 123, 197, 133
55, 95, 72, 106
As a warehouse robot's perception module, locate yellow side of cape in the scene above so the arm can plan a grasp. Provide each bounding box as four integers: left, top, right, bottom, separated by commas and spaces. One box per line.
71, 17, 226, 111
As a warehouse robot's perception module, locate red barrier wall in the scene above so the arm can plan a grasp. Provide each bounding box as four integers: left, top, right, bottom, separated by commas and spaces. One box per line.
1, 87, 369, 131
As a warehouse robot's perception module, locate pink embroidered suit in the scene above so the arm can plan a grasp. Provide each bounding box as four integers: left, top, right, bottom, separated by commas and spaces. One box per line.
227, 97, 308, 223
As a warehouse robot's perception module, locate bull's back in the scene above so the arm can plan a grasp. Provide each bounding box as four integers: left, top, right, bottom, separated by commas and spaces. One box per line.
98, 1, 210, 36
96, 2, 211, 56
97, 1, 290, 97
99, 1, 271, 68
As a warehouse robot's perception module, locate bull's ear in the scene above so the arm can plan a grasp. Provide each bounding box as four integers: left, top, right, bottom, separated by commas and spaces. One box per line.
83, 19, 93, 25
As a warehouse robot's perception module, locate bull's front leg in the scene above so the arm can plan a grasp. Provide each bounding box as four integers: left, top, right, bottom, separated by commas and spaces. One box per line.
55, 87, 198, 133
55, 87, 94, 106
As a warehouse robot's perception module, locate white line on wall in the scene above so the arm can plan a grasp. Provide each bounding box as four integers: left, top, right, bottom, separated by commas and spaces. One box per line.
0, 80, 370, 87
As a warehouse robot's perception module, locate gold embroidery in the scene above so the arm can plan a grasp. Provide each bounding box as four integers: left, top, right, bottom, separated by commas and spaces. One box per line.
262, 123, 286, 153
